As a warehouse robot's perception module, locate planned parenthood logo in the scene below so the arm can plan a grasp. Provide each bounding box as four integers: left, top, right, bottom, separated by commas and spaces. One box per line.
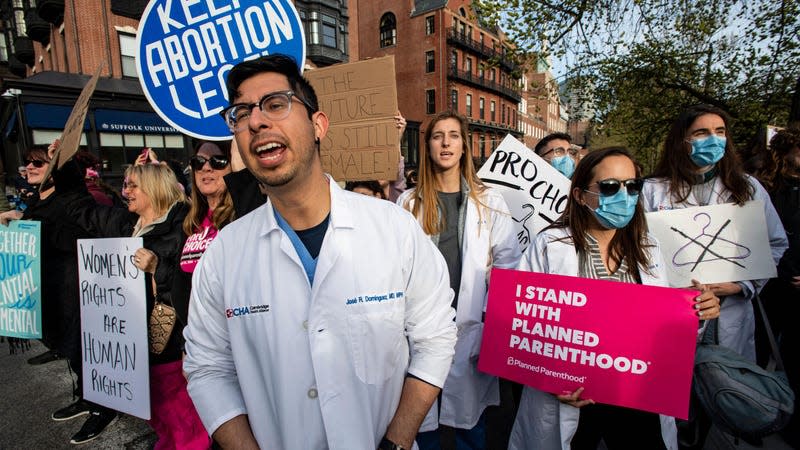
136, 0, 306, 140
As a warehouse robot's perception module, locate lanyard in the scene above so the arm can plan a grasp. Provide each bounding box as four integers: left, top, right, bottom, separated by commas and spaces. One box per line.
274, 209, 318, 286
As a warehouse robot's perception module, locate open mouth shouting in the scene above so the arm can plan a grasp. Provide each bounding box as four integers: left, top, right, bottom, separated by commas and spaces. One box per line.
253, 141, 287, 168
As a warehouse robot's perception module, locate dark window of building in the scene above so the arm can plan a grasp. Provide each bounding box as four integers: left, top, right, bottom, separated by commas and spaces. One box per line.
451, 89, 458, 111
478, 64, 484, 79
491, 101, 496, 121
466, 94, 472, 117
464, 57, 472, 73
426, 89, 436, 114
480, 134, 486, 161
459, 7, 467, 17
0, 34, 7, 63
479, 97, 485, 120
425, 51, 435, 73
380, 13, 396, 48
458, 21, 466, 36
119, 33, 137, 78
501, 104, 505, 123
425, 15, 435, 35
450, 50, 457, 70
489, 69, 495, 81
322, 14, 337, 48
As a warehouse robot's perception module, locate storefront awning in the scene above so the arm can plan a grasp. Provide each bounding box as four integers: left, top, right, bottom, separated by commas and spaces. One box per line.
24, 103, 90, 130
94, 109, 180, 135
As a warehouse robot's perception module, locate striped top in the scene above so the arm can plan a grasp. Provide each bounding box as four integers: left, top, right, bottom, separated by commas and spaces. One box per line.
578, 233, 638, 283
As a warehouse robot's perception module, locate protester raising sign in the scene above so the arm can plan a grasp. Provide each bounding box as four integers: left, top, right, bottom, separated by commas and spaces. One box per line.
0, 220, 41, 339
306, 56, 400, 181
78, 238, 150, 420
477, 135, 571, 253
136, 0, 306, 140
645, 201, 777, 287
478, 268, 699, 419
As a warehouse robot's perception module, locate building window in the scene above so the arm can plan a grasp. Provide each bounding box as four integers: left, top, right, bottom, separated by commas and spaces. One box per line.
464, 57, 472, 74
322, 14, 337, 48
466, 94, 472, 117
425, 16, 435, 35
501, 104, 505, 123
478, 64, 484, 79
480, 134, 486, 161
489, 69, 495, 81
426, 89, 436, 114
425, 51, 435, 73
0, 34, 7, 63
458, 21, 466, 36
450, 50, 457, 70
119, 33, 137, 78
479, 98, 485, 120
380, 12, 397, 47
491, 101, 496, 121
451, 89, 458, 111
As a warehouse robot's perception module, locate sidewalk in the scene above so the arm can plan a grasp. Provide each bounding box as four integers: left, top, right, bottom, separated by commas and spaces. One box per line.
0, 340, 156, 449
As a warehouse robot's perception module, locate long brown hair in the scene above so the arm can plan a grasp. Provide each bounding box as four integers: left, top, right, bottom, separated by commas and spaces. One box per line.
549, 147, 653, 278
183, 140, 236, 236
650, 104, 753, 205
757, 127, 800, 193
404, 111, 486, 235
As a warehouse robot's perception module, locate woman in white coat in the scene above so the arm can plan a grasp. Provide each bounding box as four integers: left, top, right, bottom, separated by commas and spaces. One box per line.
642, 105, 787, 362
509, 147, 720, 450
398, 111, 521, 449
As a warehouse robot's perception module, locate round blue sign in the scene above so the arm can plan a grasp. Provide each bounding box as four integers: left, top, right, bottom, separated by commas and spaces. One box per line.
136, 0, 306, 140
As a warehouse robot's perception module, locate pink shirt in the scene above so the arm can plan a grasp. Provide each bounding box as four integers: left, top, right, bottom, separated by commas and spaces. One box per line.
180, 209, 219, 273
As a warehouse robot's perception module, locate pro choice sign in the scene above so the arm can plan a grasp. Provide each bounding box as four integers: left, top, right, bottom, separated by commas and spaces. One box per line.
479, 268, 699, 419
136, 0, 306, 140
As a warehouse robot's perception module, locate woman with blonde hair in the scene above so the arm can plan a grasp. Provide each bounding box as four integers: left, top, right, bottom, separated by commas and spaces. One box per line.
398, 111, 521, 449
61, 162, 209, 449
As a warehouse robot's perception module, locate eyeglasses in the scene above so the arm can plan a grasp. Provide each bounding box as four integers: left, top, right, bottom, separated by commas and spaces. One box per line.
190, 155, 229, 171
24, 159, 48, 168
586, 178, 645, 196
541, 147, 578, 158
220, 90, 314, 133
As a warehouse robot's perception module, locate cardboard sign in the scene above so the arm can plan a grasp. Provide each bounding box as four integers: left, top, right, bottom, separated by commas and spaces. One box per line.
38, 62, 104, 189
79, 238, 150, 420
645, 201, 777, 287
136, 0, 306, 140
477, 135, 572, 253
0, 220, 41, 339
479, 268, 699, 419
306, 56, 400, 181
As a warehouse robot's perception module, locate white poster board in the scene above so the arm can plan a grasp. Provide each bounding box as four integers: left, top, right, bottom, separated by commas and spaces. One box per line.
477, 135, 572, 253
78, 237, 150, 420
645, 201, 776, 287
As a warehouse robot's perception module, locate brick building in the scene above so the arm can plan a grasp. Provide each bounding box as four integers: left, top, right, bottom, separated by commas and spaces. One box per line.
517, 67, 568, 150
349, 0, 522, 166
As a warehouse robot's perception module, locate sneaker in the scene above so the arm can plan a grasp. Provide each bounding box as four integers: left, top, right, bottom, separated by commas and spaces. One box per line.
70, 410, 117, 445
51, 400, 91, 421
27, 350, 62, 365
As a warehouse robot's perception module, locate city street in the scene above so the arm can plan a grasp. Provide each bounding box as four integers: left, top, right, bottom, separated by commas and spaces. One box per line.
0, 340, 156, 449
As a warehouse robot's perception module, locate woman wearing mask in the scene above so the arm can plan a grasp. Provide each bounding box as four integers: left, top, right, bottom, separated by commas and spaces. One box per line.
642, 105, 788, 363
172, 140, 235, 326
398, 111, 521, 449
62, 163, 208, 449
509, 147, 720, 450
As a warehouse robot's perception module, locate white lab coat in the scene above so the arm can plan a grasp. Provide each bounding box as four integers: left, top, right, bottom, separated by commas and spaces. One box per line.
641, 176, 788, 361
397, 186, 522, 430
508, 227, 678, 450
183, 179, 457, 450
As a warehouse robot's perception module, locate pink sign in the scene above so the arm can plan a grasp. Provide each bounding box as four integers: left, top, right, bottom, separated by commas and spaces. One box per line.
478, 268, 699, 419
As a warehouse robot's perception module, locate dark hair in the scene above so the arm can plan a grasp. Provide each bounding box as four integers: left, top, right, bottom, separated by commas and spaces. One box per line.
225, 54, 318, 119
650, 104, 753, 205
535, 132, 572, 155
344, 180, 385, 199
23, 146, 50, 163
549, 146, 653, 279
759, 127, 800, 193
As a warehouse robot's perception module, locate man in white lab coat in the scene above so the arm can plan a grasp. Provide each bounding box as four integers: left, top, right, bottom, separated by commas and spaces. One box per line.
182, 54, 457, 450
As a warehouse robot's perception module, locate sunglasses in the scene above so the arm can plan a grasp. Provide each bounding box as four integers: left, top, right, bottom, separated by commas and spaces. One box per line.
190, 155, 229, 171
24, 159, 48, 168
590, 178, 645, 196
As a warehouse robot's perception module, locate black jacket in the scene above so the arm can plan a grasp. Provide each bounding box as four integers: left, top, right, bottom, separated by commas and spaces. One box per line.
771, 180, 800, 281
66, 192, 190, 365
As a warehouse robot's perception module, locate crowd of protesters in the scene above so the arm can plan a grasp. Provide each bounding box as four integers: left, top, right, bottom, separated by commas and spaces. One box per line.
0, 53, 797, 450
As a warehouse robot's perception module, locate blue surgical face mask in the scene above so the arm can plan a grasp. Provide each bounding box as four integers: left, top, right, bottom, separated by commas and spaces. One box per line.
551, 155, 576, 179
587, 189, 639, 229
690, 135, 726, 167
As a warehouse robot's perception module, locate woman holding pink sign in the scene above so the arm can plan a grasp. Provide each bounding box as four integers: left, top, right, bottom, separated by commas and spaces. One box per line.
509, 147, 720, 450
